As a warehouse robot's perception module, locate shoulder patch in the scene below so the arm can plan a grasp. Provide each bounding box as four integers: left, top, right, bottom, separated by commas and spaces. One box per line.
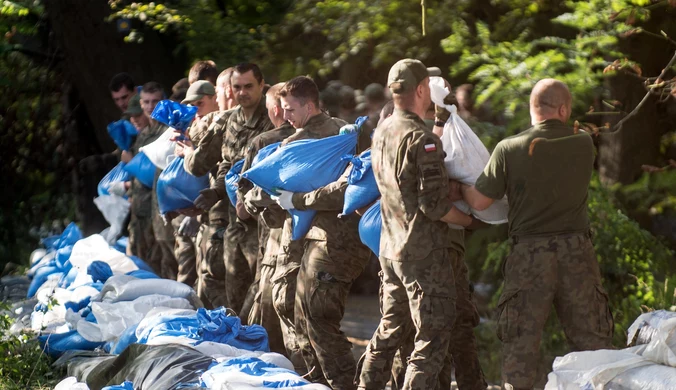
424, 143, 437, 153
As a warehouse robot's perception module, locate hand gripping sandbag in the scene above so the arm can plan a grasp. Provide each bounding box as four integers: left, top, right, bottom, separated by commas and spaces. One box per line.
107, 120, 138, 151
341, 149, 380, 216
97, 162, 131, 197
157, 156, 209, 214
225, 159, 245, 207
123, 151, 155, 188
140, 127, 178, 170
359, 200, 382, 257
429, 76, 508, 225
150, 100, 197, 133
241, 132, 358, 240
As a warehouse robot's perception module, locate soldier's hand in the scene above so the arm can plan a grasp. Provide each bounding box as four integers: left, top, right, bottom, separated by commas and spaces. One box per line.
164, 210, 180, 223
236, 200, 251, 220
108, 181, 128, 197
178, 216, 200, 237
194, 188, 219, 210
177, 206, 203, 217
448, 180, 463, 202
120, 150, 133, 164
271, 190, 295, 210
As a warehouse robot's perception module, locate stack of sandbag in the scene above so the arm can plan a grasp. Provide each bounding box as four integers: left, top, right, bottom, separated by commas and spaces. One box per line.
546, 310, 676, 389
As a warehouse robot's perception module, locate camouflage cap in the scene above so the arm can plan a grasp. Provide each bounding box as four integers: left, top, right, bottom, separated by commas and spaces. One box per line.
182, 80, 215, 104
124, 94, 143, 116
387, 59, 441, 94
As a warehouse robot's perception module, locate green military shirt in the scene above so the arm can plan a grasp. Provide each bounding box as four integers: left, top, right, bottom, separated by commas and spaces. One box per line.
474, 119, 594, 238
372, 108, 458, 261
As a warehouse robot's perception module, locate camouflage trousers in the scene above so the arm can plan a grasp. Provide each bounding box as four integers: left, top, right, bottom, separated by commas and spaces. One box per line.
195, 224, 227, 309
249, 262, 286, 355
150, 239, 178, 280
127, 214, 154, 264
390, 253, 486, 390
223, 218, 258, 317
272, 265, 306, 373
295, 240, 371, 390
172, 216, 197, 287
358, 248, 458, 390
498, 233, 613, 389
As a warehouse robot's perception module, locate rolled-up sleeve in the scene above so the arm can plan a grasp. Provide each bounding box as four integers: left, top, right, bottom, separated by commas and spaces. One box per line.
474, 142, 507, 200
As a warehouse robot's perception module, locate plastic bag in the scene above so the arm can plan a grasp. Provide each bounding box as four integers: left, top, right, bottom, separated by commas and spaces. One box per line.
45, 222, 83, 252
96, 276, 201, 307
157, 156, 210, 214
107, 120, 138, 151
54, 376, 91, 390
225, 159, 245, 207
626, 310, 676, 367
197, 307, 269, 352
69, 235, 140, 275
150, 100, 197, 132
242, 132, 358, 240
359, 200, 382, 257
341, 149, 379, 216
429, 76, 509, 225
97, 162, 131, 198
94, 195, 130, 244
102, 382, 134, 390
38, 330, 105, 358
140, 127, 177, 170
87, 261, 114, 283
122, 151, 155, 188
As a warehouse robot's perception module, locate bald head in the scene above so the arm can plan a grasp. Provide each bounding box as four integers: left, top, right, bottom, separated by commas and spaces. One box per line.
529, 79, 572, 125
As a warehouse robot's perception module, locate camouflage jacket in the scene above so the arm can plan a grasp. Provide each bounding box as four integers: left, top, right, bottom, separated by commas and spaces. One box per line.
130, 124, 164, 218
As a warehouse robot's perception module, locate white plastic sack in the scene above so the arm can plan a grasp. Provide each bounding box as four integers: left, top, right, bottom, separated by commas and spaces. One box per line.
96, 276, 201, 307
607, 363, 676, 390
626, 310, 676, 367
77, 294, 193, 342
68, 235, 139, 275
429, 77, 509, 226
93, 195, 130, 244
192, 342, 294, 370
140, 127, 177, 170
54, 376, 90, 390
30, 248, 47, 266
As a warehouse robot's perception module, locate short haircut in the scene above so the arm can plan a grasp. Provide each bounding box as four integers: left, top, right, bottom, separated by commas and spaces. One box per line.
381, 100, 395, 118
188, 60, 218, 85
279, 76, 320, 107
141, 81, 164, 96
216, 67, 234, 88
172, 78, 190, 94
266, 82, 285, 107
109, 72, 134, 92
233, 63, 263, 84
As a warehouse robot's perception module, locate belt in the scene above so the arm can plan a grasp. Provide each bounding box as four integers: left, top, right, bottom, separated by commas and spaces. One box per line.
511, 230, 592, 245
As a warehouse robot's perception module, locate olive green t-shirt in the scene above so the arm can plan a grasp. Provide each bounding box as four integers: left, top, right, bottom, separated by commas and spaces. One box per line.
474, 119, 594, 238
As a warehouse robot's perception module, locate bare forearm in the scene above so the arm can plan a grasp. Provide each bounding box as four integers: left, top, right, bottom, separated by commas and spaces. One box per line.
461, 184, 494, 211
440, 206, 472, 226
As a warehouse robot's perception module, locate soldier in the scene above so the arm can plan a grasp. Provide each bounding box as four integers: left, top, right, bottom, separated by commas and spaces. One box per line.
179, 68, 237, 308
194, 63, 273, 317
357, 59, 474, 390
188, 60, 219, 85
459, 79, 613, 390
237, 82, 295, 356
109, 72, 136, 113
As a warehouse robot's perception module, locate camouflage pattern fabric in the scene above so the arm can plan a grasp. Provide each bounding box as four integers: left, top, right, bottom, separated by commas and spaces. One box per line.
172, 215, 197, 287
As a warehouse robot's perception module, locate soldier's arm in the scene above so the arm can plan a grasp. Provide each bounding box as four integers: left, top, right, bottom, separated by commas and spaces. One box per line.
462, 142, 506, 210
290, 168, 349, 211
184, 120, 225, 177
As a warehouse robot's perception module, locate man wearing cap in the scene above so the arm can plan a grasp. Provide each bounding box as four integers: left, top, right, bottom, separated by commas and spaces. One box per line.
182, 80, 219, 120
357, 59, 473, 390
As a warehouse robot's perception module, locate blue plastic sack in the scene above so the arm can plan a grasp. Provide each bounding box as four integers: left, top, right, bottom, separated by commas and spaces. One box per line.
126, 270, 159, 279
157, 156, 209, 214
107, 120, 138, 151
111, 324, 139, 354
113, 236, 128, 253
98, 162, 131, 197
242, 132, 358, 240
64, 296, 91, 313
59, 266, 79, 289
55, 246, 73, 269
88, 261, 113, 283
102, 381, 134, 390
128, 255, 154, 273
150, 100, 197, 132
38, 330, 105, 358
28, 266, 63, 298
252, 142, 280, 166
201, 358, 308, 389
42, 222, 82, 251
123, 151, 155, 188
197, 307, 269, 352
225, 159, 245, 207
359, 200, 382, 257
341, 149, 379, 216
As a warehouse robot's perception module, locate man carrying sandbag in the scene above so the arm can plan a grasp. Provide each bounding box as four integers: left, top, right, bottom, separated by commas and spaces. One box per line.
195, 63, 273, 317
460, 79, 614, 389
357, 59, 474, 390
180, 67, 237, 308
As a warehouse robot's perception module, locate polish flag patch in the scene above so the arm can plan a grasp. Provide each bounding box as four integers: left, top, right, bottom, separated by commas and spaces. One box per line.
424, 143, 437, 152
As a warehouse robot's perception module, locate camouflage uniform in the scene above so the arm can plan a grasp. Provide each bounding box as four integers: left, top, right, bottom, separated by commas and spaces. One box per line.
358, 108, 458, 390
474, 119, 613, 389
184, 110, 233, 308
172, 216, 197, 286
128, 125, 157, 265
215, 98, 273, 316
239, 123, 296, 355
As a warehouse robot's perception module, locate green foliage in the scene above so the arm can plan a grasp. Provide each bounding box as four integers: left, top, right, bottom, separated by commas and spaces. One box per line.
617, 169, 676, 216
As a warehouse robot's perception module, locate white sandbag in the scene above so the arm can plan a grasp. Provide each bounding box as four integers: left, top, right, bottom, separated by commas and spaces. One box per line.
68, 235, 139, 274
544, 348, 651, 390
607, 363, 676, 390
77, 294, 193, 342
28, 251, 56, 277
140, 127, 176, 170
429, 77, 509, 226
93, 195, 130, 244
626, 310, 676, 367
191, 341, 294, 370
30, 248, 47, 266
54, 376, 90, 390
135, 308, 197, 343
96, 276, 201, 307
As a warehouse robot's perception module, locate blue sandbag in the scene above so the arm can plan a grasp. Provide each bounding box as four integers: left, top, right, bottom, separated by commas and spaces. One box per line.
225, 159, 245, 207
55, 247, 73, 269
128, 255, 154, 273
64, 296, 91, 313
150, 100, 197, 132
201, 358, 307, 389
38, 330, 105, 358
88, 261, 113, 283
111, 324, 139, 354
126, 270, 159, 279
157, 156, 209, 214
135, 313, 201, 344
28, 266, 63, 298
252, 142, 280, 166
59, 266, 79, 289
113, 236, 128, 253
197, 307, 269, 352
359, 200, 382, 257
341, 149, 379, 216
107, 119, 138, 151
98, 162, 131, 197
242, 132, 358, 240
123, 151, 155, 188
102, 381, 134, 390
42, 222, 82, 251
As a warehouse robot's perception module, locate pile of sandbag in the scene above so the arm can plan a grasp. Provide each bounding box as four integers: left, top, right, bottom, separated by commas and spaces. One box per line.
546, 310, 676, 390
